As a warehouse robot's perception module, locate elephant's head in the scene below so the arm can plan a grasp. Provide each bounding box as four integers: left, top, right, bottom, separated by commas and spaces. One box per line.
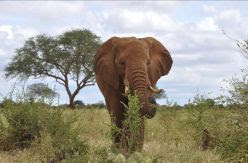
94, 37, 173, 118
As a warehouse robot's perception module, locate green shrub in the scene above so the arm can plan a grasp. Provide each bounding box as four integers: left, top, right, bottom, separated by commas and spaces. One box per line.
214, 109, 248, 162
186, 107, 248, 162
110, 94, 143, 155
0, 102, 44, 150
121, 94, 143, 152
105, 152, 153, 163
0, 101, 89, 162
93, 146, 109, 162
113, 153, 126, 163
224, 68, 248, 105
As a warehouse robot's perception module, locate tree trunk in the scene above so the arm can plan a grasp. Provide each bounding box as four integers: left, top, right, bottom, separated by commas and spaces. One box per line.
68, 88, 80, 109
69, 95, 75, 109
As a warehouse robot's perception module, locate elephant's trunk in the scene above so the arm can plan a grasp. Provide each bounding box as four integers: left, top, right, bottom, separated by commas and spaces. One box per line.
126, 65, 156, 118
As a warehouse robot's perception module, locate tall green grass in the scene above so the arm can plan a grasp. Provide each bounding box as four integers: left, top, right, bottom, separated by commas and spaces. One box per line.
0, 101, 89, 162
0, 100, 247, 162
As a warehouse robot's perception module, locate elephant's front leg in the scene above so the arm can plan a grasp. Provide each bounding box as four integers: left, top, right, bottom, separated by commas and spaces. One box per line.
105, 91, 125, 146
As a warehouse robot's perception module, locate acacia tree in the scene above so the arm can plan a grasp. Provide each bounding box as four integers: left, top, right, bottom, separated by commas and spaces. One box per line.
224, 68, 248, 105
237, 40, 248, 56
222, 30, 248, 56
219, 38, 248, 106
26, 83, 57, 104
5, 29, 101, 108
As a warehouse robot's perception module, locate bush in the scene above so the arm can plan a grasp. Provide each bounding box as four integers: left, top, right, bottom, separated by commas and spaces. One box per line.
93, 146, 109, 162
74, 100, 85, 107
0, 101, 89, 162
0, 101, 43, 150
220, 68, 248, 108
110, 94, 143, 155
122, 94, 143, 152
214, 109, 248, 162
105, 152, 153, 163
186, 107, 248, 162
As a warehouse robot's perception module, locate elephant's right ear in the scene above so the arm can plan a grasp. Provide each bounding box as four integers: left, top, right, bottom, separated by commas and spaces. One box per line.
94, 37, 120, 89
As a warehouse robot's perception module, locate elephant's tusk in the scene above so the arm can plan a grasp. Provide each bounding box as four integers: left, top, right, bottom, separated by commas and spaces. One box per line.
125, 85, 129, 96
149, 86, 161, 94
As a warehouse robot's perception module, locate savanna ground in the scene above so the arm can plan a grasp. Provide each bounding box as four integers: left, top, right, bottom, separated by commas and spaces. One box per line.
0, 100, 247, 163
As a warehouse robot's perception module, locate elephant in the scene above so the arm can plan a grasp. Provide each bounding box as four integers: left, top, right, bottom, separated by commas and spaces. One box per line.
93, 36, 173, 149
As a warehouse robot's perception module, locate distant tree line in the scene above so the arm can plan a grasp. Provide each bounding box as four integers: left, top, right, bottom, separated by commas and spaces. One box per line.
58, 100, 105, 109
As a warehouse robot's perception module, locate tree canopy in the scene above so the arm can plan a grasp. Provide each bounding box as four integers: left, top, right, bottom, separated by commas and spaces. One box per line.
224, 68, 248, 105
237, 40, 248, 56
5, 29, 101, 108
26, 83, 57, 104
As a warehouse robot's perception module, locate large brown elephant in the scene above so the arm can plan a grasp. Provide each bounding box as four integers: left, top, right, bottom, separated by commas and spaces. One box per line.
93, 37, 173, 148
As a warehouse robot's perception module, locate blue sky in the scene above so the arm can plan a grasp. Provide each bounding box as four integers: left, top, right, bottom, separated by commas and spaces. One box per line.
0, 1, 248, 105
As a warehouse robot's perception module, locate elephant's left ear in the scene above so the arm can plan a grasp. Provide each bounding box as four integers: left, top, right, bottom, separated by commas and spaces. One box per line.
141, 37, 173, 86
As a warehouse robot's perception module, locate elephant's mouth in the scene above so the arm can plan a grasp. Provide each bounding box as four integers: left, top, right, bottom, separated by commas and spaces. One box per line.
143, 98, 157, 119
124, 83, 160, 119
149, 96, 157, 104
144, 104, 157, 119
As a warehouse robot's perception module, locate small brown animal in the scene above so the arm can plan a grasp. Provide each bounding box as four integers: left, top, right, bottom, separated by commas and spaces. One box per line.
202, 128, 211, 150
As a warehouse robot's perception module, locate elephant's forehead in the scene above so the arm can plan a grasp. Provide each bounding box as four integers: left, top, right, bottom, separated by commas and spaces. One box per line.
124, 46, 149, 59
125, 39, 148, 48
124, 40, 148, 51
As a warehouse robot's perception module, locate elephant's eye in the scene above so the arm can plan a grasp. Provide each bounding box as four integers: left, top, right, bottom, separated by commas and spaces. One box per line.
147, 60, 151, 65
119, 59, 125, 65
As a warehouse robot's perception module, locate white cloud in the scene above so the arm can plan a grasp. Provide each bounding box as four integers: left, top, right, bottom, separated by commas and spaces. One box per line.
196, 17, 218, 31
0, 25, 13, 39
101, 9, 184, 34
213, 9, 248, 39
15, 26, 38, 39
0, 1, 248, 105
218, 10, 241, 22
0, 24, 37, 62
0, 1, 85, 19
0, 48, 5, 56
203, 5, 217, 14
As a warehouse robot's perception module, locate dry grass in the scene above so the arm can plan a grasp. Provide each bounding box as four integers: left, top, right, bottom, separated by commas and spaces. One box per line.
1, 106, 247, 162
